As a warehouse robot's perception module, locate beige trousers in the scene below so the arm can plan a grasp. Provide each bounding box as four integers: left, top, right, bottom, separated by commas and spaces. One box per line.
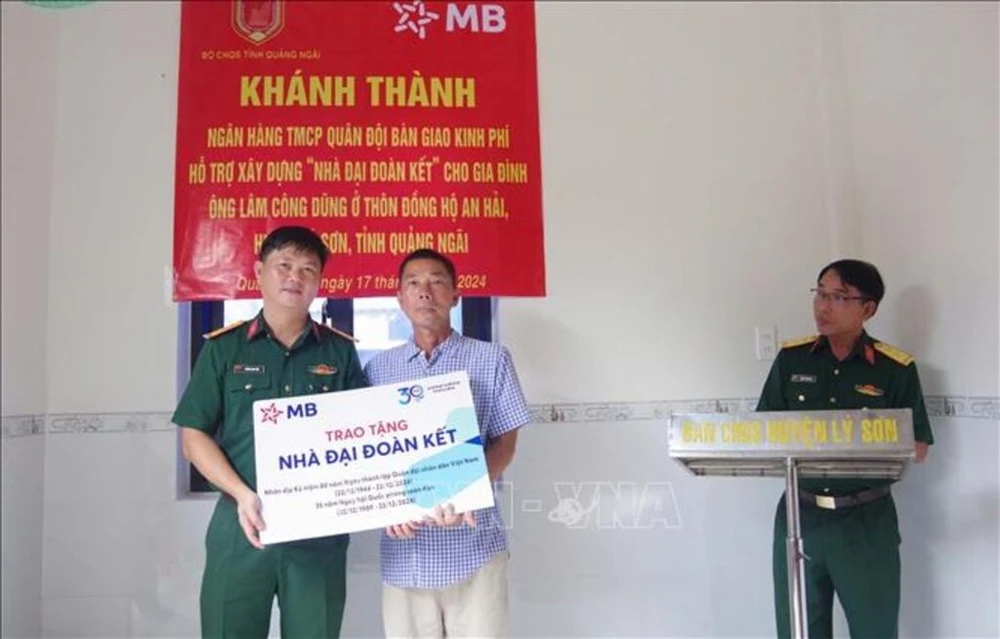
382, 552, 509, 638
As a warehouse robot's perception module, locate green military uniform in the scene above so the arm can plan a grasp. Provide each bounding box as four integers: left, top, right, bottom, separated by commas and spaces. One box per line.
173, 311, 368, 638
757, 331, 933, 639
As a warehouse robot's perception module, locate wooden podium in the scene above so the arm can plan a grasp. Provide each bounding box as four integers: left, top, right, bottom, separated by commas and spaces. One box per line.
667, 409, 915, 639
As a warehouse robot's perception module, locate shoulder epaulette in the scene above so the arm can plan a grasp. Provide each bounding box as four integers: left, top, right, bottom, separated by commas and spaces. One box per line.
781, 335, 819, 350
873, 342, 914, 366
321, 323, 359, 343
202, 320, 246, 340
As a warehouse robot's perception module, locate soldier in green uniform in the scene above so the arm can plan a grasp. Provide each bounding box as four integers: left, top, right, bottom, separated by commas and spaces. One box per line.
757, 259, 933, 639
173, 226, 368, 638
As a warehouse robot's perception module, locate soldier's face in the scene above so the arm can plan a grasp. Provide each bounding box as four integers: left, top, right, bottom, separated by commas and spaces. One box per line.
397, 258, 458, 331
813, 270, 875, 338
255, 246, 322, 313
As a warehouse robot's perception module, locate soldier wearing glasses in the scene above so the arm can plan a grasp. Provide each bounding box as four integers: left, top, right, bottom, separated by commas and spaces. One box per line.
756, 259, 934, 639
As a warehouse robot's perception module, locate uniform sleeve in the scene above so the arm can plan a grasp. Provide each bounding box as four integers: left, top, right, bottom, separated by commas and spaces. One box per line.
485, 347, 532, 440
343, 343, 369, 391
172, 339, 225, 435
756, 352, 788, 412
894, 362, 934, 445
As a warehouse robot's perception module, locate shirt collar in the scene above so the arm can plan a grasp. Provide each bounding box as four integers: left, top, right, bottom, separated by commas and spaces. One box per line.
245, 311, 319, 346
811, 331, 876, 365
405, 329, 460, 363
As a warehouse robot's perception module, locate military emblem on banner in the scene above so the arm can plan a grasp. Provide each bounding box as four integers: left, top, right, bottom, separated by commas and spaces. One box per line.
233, 0, 285, 45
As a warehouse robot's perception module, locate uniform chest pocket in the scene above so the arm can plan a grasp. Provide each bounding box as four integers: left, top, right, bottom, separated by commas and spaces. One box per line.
226, 374, 273, 395
785, 380, 823, 408
304, 372, 340, 394
852, 384, 889, 409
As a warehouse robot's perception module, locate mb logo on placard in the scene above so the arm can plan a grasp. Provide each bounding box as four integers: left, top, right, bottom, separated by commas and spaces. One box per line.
287, 402, 318, 418
259, 401, 317, 425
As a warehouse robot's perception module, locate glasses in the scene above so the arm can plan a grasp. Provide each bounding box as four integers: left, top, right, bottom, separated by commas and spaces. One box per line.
811, 288, 870, 305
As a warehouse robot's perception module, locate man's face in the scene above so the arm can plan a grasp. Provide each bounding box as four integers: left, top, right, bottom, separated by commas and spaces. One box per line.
397, 258, 458, 331
813, 269, 875, 338
254, 246, 322, 314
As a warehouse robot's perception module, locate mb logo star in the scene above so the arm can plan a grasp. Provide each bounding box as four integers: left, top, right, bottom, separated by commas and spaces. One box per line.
392, 1, 508, 39
260, 402, 284, 424
393, 1, 439, 40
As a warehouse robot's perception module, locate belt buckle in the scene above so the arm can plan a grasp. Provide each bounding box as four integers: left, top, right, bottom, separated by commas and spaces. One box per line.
815, 495, 837, 510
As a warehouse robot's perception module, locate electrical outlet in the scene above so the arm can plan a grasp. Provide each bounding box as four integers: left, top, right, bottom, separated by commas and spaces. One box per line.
755, 326, 777, 360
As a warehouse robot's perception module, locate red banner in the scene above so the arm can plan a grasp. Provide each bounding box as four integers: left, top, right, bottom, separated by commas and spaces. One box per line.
173, 0, 544, 300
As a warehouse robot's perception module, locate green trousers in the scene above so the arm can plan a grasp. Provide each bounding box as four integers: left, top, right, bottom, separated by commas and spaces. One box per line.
773, 492, 901, 639
200, 498, 349, 638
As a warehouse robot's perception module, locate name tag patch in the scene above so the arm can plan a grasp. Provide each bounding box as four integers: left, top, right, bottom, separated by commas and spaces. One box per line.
234, 364, 265, 374
790, 374, 817, 383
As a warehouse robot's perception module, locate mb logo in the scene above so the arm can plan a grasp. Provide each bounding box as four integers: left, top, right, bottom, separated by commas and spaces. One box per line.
287, 402, 318, 419
394, 1, 506, 39
445, 4, 506, 34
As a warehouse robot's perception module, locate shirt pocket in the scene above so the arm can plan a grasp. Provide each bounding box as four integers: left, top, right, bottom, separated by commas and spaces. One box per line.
304, 371, 341, 394
852, 388, 889, 410
784, 381, 823, 408
225, 373, 274, 401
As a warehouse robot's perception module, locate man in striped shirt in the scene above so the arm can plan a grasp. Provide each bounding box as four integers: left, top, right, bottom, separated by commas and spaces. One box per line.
364, 249, 531, 638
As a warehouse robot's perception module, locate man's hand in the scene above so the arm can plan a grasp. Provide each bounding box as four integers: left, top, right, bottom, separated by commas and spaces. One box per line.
915, 441, 930, 463
423, 503, 476, 528
386, 521, 422, 540
181, 428, 267, 548
235, 488, 266, 550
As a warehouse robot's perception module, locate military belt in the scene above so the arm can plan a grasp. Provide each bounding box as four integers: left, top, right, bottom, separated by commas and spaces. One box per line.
798, 484, 891, 510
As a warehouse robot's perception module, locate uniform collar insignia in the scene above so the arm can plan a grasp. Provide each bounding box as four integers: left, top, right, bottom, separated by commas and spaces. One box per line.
246, 318, 262, 340
811, 333, 877, 365
863, 343, 876, 366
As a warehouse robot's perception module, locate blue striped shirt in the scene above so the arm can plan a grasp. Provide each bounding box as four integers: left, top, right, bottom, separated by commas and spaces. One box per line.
363, 331, 531, 589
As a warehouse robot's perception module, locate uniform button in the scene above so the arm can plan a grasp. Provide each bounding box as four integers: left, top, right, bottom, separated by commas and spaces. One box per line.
244, 384, 252, 391
829, 397, 837, 404
834, 369, 839, 376
308, 385, 314, 391
284, 385, 291, 392
285, 352, 290, 357
798, 395, 805, 402
323, 385, 329, 391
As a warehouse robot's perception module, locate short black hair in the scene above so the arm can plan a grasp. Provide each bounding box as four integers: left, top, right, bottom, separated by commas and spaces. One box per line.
258, 226, 329, 270
818, 259, 885, 304
397, 249, 456, 285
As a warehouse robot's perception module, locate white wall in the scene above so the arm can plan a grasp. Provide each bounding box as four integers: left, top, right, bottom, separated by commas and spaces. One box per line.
1, 2, 58, 637
840, 1, 1000, 396
514, 2, 831, 403
837, 7, 1000, 635
0, 0, 56, 420
36, 4, 211, 636
0, 1, 996, 637
46, 0, 179, 415
502, 1, 1000, 637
